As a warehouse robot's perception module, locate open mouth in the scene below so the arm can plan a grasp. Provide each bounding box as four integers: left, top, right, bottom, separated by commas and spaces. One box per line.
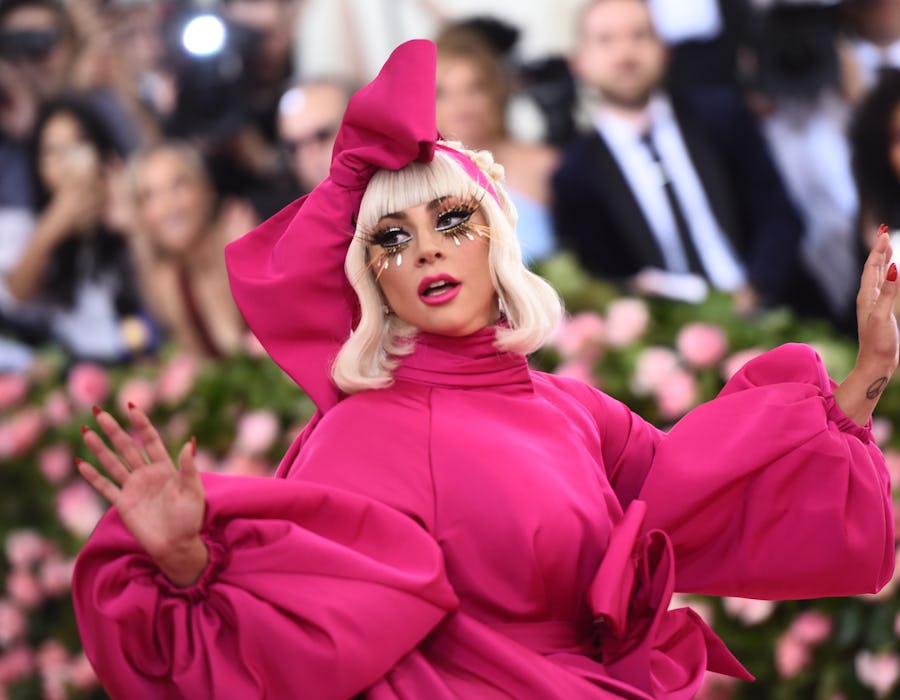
421, 279, 458, 297
418, 275, 462, 305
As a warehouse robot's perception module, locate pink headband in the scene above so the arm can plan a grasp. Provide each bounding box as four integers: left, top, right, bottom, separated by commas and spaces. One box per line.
434, 143, 501, 205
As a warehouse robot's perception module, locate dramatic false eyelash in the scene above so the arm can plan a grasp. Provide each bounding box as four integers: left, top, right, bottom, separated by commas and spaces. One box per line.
356, 190, 490, 279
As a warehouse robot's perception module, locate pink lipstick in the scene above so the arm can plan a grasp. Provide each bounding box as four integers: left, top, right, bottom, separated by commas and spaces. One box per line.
418, 274, 461, 305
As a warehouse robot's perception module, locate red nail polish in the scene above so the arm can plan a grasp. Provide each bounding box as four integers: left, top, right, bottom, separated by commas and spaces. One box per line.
74, 457, 83, 466
880, 223, 889, 236
127, 401, 136, 410
888, 263, 897, 282
190, 436, 197, 457
92, 405, 101, 416
80, 425, 89, 435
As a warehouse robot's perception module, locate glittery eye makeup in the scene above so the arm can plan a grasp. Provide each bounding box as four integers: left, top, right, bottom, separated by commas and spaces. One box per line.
363, 193, 488, 276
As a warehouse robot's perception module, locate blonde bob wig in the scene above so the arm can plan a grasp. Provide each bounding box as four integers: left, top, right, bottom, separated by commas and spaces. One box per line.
331, 141, 563, 394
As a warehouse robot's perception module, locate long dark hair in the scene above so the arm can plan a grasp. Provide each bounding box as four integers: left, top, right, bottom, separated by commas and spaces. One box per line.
849, 69, 900, 229
27, 95, 141, 313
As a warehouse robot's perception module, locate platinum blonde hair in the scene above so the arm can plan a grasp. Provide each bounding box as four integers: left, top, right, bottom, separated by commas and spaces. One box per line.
331, 141, 563, 394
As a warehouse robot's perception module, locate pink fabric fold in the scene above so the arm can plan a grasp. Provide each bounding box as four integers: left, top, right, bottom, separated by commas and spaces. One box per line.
588, 501, 751, 699
73, 474, 459, 700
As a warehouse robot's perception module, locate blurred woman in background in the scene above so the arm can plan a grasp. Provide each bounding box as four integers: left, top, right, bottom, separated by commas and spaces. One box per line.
435, 23, 559, 264
129, 141, 254, 359
0, 95, 151, 362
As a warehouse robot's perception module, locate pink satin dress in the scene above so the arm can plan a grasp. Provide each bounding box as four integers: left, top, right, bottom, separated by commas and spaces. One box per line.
73, 328, 894, 699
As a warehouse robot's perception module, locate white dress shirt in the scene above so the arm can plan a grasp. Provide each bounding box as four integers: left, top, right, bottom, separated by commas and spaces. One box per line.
594, 95, 747, 291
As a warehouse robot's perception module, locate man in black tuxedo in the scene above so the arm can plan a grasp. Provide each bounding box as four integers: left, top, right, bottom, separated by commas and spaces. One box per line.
553, 0, 804, 313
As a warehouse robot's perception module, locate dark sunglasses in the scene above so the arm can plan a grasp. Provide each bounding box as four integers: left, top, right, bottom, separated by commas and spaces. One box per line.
282, 125, 338, 155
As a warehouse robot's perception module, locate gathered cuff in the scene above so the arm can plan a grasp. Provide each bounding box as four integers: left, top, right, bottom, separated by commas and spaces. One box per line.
153, 529, 230, 602
824, 393, 873, 444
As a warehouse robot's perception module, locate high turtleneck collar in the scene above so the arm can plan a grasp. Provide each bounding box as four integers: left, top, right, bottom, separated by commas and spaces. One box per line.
393, 326, 533, 392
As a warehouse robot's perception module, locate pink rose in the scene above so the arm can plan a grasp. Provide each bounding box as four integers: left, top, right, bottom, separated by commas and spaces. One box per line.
193, 447, 218, 473
67, 652, 98, 690
4, 529, 48, 569
884, 450, 900, 487
555, 312, 605, 361
631, 346, 679, 396
220, 453, 274, 477
37, 640, 68, 700
605, 298, 650, 348
787, 610, 832, 646
721, 596, 776, 626
157, 354, 198, 405
654, 367, 699, 420
36, 640, 67, 672
553, 360, 597, 386
872, 417, 893, 447
0, 600, 26, 646
42, 390, 72, 427
163, 412, 191, 444
56, 482, 106, 539
0, 644, 33, 684
6, 570, 42, 609
0, 408, 43, 459
38, 445, 73, 485
0, 373, 28, 411
696, 671, 738, 700
234, 409, 280, 455
721, 347, 765, 382
39, 556, 75, 597
116, 377, 156, 414
775, 631, 811, 678
66, 363, 110, 410
671, 597, 715, 628
676, 322, 728, 369
855, 650, 900, 698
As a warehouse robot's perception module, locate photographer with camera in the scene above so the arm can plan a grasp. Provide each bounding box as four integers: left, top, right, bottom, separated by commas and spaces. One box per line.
164, 0, 303, 218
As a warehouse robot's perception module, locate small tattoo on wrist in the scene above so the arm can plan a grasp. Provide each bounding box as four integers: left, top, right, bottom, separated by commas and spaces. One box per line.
866, 376, 889, 399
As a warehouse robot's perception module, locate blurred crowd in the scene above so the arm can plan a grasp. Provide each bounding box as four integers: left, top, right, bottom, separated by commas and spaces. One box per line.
3, 0, 900, 372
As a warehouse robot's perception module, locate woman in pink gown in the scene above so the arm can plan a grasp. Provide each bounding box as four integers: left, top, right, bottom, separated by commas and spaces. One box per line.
72, 41, 898, 700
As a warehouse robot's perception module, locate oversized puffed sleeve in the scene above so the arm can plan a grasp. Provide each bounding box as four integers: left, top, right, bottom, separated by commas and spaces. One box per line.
639, 343, 895, 599
73, 473, 459, 700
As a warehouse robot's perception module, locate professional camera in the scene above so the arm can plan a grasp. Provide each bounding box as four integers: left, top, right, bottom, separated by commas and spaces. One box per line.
754, 1, 845, 99
164, 0, 261, 138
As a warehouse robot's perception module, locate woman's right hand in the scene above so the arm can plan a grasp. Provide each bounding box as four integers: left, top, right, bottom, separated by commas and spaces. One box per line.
78, 406, 209, 587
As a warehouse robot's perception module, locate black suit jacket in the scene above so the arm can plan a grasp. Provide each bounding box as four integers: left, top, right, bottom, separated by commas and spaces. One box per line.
551, 88, 804, 305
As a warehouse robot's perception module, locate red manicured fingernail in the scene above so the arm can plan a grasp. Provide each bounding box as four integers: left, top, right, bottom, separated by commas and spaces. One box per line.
80, 425, 89, 435
190, 436, 197, 457
127, 401, 136, 410
888, 263, 897, 282
880, 223, 889, 235
74, 457, 83, 466
92, 405, 101, 416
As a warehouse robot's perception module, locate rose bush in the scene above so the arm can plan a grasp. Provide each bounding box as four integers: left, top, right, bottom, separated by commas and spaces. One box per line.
0, 253, 898, 698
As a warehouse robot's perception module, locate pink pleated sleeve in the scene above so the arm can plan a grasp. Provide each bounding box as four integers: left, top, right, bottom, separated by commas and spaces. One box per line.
72, 474, 459, 700
638, 343, 894, 599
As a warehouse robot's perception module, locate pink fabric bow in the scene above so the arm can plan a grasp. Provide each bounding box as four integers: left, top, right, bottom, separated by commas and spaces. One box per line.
588, 501, 753, 699
225, 40, 441, 414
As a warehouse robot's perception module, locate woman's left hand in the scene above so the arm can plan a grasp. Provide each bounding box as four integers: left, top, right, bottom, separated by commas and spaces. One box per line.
833, 227, 899, 425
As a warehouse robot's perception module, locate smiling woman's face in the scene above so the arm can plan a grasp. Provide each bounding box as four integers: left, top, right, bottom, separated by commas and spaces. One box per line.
367, 196, 498, 336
